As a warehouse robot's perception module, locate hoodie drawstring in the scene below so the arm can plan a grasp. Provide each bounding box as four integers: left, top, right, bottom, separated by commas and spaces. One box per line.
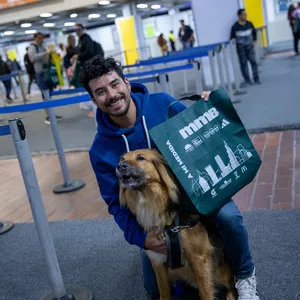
121, 115, 151, 153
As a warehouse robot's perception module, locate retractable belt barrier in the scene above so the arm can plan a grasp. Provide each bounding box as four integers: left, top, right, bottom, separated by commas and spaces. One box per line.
1, 119, 93, 300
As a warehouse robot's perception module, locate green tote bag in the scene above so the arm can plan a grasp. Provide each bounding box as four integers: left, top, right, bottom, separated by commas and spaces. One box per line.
149, 88, 262, 215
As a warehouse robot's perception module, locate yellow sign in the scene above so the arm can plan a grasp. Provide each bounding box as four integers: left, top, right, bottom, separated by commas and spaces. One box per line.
7, 50, 17, 61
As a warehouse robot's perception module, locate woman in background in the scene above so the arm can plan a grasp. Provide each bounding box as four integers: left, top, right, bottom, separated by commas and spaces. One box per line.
157, 33, 169, 56
64, 35, 78, 85
288, 3, 299, 55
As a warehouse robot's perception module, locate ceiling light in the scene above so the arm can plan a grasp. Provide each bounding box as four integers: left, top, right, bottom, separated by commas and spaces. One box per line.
43, 23, 55, 27
137, 3, 148, 9
70, 13, 78, 18
25, 30, 37, 34
88, 13, 101, 19
107, 13, 117, 18
40, 13, 53, 18
64, 22, 76, 27
151, 4, 161, 9
21, 23, 32, 28
99, 0, 110, 5
3, 31, 14, 36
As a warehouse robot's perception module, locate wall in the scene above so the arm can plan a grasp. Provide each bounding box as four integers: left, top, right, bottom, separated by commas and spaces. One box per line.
264, 0, 294, 44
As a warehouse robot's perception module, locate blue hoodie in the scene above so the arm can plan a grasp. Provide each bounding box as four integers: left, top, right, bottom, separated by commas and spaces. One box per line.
89, 83, 186, 249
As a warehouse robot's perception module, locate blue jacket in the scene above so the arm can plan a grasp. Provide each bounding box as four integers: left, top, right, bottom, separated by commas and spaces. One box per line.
89, 83, 186, 248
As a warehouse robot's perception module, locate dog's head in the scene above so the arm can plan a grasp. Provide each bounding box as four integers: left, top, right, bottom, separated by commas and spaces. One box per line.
116, 149, 179, 203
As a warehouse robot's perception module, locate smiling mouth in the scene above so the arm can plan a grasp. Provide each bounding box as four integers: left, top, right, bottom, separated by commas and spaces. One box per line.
108, 98, 123, 107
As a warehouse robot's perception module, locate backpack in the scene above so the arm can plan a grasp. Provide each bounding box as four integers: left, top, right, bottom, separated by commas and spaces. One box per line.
24, 53, 35, 74
25, 44, 39, 74
93, 41, 105, 58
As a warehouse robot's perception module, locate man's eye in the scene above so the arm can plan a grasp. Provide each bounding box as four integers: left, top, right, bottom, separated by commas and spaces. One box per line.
137, 156, 144, 161
112, 82, 119, 88
97, 91, 104, 96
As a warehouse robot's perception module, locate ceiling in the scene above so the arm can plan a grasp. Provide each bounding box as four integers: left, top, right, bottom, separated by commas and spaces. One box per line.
0, 0, 191, 45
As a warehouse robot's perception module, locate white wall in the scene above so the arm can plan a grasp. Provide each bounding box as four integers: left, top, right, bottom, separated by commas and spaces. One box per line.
264, 0, 294, 44
142, 10, 195, 58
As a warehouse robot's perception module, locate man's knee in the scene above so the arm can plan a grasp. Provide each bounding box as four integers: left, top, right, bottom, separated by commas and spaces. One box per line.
212, 200, 244, 230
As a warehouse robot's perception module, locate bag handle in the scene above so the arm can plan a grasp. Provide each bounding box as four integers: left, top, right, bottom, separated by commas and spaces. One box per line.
167, 94, 204, 119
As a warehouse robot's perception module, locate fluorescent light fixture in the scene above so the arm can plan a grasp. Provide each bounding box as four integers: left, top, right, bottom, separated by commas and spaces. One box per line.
21, 23, 32, 28
70, 13, 78, 18
3, 31, 14, 36
43, 23, 55, 27
107, 13, 117, 18
88, 13, 101, 19
25, 30, 37, 34
99, 0, 110, 5
64, 22, 76, 26
136, 3, 148, 9
40, 13, 53, 18
151, 4, 161, 9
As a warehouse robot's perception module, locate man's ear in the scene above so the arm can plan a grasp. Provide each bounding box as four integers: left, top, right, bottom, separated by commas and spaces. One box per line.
125, 78, 131, 92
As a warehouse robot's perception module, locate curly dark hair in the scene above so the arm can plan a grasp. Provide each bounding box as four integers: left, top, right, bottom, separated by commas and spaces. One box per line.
80, 56, 125, 96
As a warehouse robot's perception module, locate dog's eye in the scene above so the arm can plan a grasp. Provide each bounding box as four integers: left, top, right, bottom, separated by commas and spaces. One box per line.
137, 156, 144, 161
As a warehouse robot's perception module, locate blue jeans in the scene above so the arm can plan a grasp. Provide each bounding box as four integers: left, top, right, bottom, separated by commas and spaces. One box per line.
141, 199, 254, 297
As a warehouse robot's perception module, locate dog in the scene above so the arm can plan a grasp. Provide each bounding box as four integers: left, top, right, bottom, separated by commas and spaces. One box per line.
116, 149, 237, 300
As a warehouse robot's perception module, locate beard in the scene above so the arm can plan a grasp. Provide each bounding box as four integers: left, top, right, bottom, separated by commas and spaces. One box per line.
107, 94, 131, 117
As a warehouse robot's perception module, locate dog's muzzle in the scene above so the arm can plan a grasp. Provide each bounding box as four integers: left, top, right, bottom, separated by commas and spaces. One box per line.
116, 161, 146, 189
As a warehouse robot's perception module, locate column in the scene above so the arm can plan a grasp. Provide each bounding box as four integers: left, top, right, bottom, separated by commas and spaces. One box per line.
190, 0, 240, 88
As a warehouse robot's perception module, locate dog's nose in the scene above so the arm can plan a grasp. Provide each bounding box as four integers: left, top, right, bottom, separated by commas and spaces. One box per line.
118, 161, 129, 171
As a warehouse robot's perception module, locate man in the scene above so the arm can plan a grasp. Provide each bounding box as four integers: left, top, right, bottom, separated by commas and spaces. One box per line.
178, 19, 194, 49
0, 55, 13, 104
168, 30, 176, 52
74, 24, 95, 66
28, 32, 62, 124
80, 56, 260, 300
230, 9, 261, 85
24, 47, 36, 97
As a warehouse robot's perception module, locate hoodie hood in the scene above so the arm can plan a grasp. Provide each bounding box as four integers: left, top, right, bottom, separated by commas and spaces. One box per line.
95, 82, 149, 138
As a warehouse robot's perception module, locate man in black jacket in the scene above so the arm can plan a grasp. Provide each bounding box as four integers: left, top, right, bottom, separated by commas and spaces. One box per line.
75, 24, 95, 65
231, 9, 261, 85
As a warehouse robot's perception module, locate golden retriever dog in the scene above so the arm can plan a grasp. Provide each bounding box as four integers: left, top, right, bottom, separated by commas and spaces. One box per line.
116, 149, 237, 300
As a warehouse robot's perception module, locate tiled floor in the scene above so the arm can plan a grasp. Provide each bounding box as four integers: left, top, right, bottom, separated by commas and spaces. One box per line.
1, 130, 299, 224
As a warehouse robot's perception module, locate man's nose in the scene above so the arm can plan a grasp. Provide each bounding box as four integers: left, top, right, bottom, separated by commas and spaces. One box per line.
118, 161, 129, 171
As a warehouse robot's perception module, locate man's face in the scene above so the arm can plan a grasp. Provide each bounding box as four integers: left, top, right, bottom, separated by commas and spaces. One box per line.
75, 26, 84, 37
89, 70, 132, 117
239, 11, 247, 22
35, 34, 44, 46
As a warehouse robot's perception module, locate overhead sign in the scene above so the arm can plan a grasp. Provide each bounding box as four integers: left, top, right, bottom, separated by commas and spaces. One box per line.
0, 0, 41, 10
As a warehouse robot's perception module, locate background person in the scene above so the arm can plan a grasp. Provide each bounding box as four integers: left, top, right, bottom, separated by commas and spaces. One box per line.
28, 32, 62, 124
0, 55, 13, 103
157, 33, 169, 56
288, 4, 298, 54
230, 9, 261, 85
168, 30, 176, 52
24, 46, 36, 98
178, 19, 194, 49
292, 2, 300, 55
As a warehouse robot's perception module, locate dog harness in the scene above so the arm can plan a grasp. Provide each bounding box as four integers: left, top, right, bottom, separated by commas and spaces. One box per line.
164, 214, 198, 269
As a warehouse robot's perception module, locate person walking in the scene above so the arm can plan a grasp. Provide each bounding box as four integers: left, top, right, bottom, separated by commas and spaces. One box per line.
28, 32, 62, 124
230, 9, 261, 85
178, 19, 194, 49
291, 2, 300, 55
0, 55, 13, 103
24, 47, 36, 97
157, 33, 169, 56
168, 30, 176, 52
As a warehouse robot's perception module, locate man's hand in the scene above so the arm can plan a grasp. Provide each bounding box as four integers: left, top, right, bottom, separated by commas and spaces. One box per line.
201, 91, 211, 101
144, 231, 167, 254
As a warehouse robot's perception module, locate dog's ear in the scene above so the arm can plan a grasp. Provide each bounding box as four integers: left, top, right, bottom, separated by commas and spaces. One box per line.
152, 155, 179, 203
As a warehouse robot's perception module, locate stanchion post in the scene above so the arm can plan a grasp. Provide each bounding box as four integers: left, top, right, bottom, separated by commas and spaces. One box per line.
208, 50, 218, 90
216, 45, 225, 88
8, 118, 93, 300
11, 76, 17, 100
222, 44, 234, 100
183, 70, 188, 94
159, 73, 168, 94
18, 71, 28, 104
43, 90, 85, 194
194, 61, 203, 95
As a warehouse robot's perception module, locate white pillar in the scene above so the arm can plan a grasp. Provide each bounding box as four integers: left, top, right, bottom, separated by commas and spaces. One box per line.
191, 0, 240, 89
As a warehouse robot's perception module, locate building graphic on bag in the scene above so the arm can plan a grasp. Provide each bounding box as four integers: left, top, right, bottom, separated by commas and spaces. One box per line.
192, 142, 252, 197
